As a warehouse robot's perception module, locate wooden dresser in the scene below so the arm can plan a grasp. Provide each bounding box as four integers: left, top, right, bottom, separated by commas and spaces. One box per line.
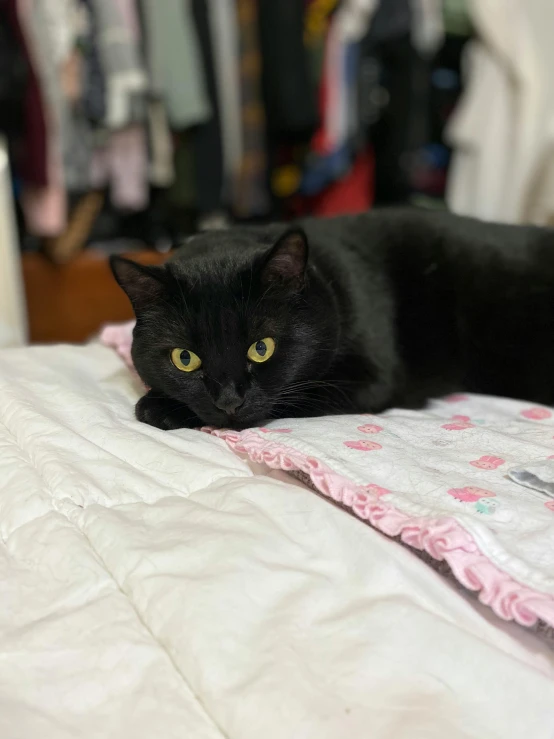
22, 250, 166, 343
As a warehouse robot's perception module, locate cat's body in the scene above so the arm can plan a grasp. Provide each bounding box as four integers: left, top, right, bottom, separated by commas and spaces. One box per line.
111, 209, 554, 430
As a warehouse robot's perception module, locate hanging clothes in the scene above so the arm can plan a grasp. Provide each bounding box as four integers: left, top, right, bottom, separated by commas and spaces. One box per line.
446, 0, 554, 226
258, 0, 320, 216
88, 0, 147, 129
207, 0, 242, 204
300, 0, 378, 197
232, 0, 270, 219
90, 126, 148, 211
304, 0, 338, 95
146, 100, 174, 188
191, 0, 225, 221
88, 0, 148, 211
132, 0, 174, 190
410, 0, 444, 59
81, 0, 107, 126
15, 0, 67, 236
139, 0, 210, 130
358, 0, 440, 205
310, 148, 374, 216
0, 6, 28, 143
2, 0, 48, 188
30, 0, 94, 197
258, 0, 318, 136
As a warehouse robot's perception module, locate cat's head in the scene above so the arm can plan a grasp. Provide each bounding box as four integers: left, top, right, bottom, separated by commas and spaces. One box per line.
110, 228, 340, 428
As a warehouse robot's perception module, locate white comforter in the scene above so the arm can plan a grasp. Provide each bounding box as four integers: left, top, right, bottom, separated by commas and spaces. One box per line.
0, 344, 553, 739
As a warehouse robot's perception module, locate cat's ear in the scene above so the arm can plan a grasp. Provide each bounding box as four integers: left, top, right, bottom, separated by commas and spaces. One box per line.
260, 228, 308, 290
110, 256, 167, 312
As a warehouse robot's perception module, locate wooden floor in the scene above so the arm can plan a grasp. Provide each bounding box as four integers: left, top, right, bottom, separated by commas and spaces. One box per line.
22, 250, 166, 344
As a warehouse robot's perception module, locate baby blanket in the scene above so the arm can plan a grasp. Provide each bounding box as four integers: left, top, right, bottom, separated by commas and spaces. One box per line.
100, 323, 554, 631
209, 395, 554, 632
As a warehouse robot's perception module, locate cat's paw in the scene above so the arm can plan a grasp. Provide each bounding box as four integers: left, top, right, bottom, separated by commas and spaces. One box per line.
135, 392, 199, 430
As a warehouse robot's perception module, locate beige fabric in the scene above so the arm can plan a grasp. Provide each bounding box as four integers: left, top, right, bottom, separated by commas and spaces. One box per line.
447, 0, 554, 225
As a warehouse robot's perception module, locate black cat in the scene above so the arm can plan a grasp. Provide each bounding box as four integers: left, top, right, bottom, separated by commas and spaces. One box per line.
111, 209, 554, 430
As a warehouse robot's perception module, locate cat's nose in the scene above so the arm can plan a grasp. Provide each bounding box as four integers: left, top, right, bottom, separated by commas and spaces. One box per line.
214, 389, 245, 415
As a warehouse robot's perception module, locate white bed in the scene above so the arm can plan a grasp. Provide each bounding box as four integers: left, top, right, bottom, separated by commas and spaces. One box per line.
0, 344, 553, 739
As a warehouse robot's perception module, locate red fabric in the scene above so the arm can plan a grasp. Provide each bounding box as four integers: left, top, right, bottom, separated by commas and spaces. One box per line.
310, 148, 374, 217
4, 0, 48, 186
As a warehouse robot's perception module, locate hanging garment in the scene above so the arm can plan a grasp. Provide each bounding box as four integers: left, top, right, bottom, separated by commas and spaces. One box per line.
410, 0, 444, 58
16, 0, 67, 236
232, 0, 270, 218
310, 148, 374, 216
322, 0, 379, 154
191, 0, 224, 218
207, 0, 242, 201
446, 0, 554, 225
90, 125, 148, 212
366, 0, 411, 43
258, 0, 318, 136
446, 40, 513, 222
442, 0, 472, 36
88, 0, 147, 129
81, 0, 107, 125
304, 0, 338, 93
357, 0, 438, 206
168, 131, 196, 211
139, 0, 209, 130
2, 0, 47, 187
258, 0, 320, 216
146, 100, 174, 188
88, 0, 148, 211
131, 0, 175, 190
37, 0, 94, 194
300, 0, 378, 197
0, 8, 28, 141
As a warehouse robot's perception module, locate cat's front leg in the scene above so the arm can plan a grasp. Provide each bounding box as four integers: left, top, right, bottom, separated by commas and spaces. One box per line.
135, 390, 201, 430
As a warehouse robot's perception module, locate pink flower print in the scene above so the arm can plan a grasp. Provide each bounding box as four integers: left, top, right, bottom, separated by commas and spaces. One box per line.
470, 455, 505, 470
521, 407, 552, 420
442, 414, 475, 430
344, 440, 382, 451
545, 501, 554, 512
365, 483, 391, 498
444, 394, 469, 403
448, 486, 496, 503
547, 455, 554, 460
259, 428, 292, 433
357, 424, 383, 434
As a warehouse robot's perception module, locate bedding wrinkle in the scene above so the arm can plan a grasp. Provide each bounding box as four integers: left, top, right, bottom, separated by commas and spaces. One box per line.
0, 473, 229, 739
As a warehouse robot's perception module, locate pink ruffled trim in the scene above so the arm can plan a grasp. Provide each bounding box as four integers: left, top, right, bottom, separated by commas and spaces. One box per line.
211, 429, 554, 630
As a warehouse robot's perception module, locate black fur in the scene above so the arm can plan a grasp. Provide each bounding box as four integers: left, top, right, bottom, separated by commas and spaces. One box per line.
110, 209, 554, 430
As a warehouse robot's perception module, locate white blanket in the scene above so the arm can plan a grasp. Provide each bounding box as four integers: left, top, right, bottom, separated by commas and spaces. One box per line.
0, 344, 553, 738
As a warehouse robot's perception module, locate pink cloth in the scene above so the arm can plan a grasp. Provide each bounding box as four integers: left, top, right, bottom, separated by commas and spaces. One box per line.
90, 126, 148, 211
209, 426, 554, 632
99, 320, 135, 372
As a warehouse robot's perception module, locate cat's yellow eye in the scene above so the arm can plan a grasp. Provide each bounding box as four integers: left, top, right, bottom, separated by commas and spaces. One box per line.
247, 337, 276, 363
171, 348, 202, 372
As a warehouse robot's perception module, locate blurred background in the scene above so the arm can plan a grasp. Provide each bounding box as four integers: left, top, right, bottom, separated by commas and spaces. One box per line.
0, 0, 551, 345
